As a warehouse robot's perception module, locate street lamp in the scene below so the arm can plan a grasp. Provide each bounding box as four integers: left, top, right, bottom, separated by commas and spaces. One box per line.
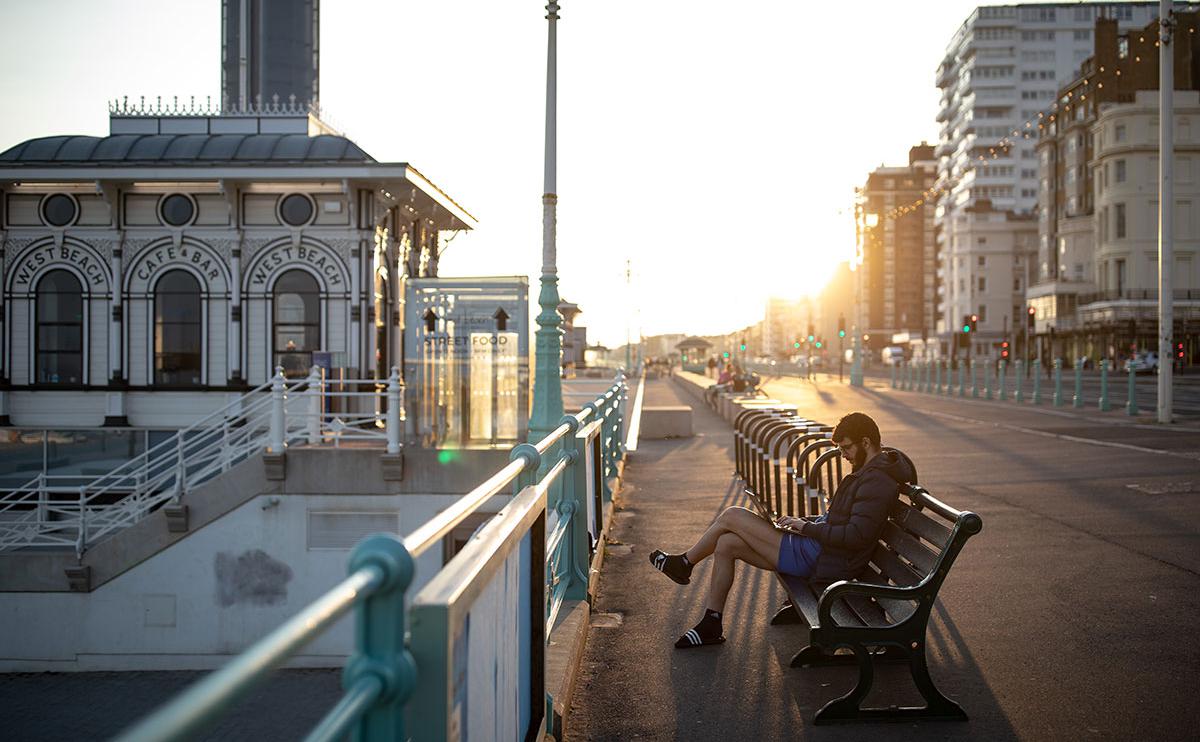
530, 1, 564, 441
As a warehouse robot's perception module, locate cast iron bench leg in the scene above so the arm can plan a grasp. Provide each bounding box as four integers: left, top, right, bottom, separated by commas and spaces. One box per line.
813, 641, 968, 724
813, 643, 874, 723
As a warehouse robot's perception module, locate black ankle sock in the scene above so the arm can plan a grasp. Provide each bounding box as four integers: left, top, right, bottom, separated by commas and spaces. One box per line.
650, 549, 693, 585
675, 609, 724, 648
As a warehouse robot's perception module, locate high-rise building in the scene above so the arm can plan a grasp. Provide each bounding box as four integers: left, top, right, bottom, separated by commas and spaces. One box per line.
934, 3, 1167, 354
857, 144, 937, 354
222, 0, 320, 109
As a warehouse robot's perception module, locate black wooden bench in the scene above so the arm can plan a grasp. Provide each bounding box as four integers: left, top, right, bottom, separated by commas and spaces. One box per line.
775, 482, 983, 724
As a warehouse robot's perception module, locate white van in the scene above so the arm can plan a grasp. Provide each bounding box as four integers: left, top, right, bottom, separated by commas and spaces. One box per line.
881, 347, 904, 365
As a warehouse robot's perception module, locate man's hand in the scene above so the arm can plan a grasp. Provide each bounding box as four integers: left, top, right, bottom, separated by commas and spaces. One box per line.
775, 516, 806, 531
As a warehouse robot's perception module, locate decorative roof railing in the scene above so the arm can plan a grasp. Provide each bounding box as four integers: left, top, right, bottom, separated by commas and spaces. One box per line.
109, 94, 324, 119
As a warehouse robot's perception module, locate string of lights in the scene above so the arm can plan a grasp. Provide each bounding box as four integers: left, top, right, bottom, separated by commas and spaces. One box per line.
877, 18, 1198, 223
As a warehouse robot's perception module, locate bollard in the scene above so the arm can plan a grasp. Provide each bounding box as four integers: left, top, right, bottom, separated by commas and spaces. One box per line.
998, 359, 1007, 401
1053, 358, 1063, 407
1098, 359, 1111, 412
971, 360, 979, 398
1126, 365, 1139, 416
984, 361, 993, 400
268, 366, 286, 454
386, 367, 403, 454
958, 361, 966, 397
1031, 359, 1042, 404
891, 363, 897, 389
1072, 361, 1084, 408
925, 360, 932, 393
934, 359, 941, 394
306, 366, 322, 445
1014, 360, 1024, 402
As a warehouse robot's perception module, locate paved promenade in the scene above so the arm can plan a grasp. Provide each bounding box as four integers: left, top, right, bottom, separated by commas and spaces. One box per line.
567, 375, 1200, 740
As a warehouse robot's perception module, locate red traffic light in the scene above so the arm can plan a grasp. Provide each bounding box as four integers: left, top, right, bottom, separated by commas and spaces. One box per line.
1027, 307, 1036, 315
1001, 341, 1009, 348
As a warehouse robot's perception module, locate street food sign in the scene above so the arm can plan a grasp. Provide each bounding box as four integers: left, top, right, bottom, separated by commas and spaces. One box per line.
404, 277, 530, 448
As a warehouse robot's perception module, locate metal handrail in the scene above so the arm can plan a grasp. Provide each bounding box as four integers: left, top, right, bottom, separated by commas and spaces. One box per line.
118, 565, 385, 742
116, 369, 633, 742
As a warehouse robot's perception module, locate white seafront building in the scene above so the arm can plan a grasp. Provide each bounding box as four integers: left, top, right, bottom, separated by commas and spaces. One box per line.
0, 101, 474, 431
933, 2, 1170, 355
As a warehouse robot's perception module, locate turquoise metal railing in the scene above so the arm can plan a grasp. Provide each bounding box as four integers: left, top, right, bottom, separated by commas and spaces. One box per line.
117, 373, 631, 742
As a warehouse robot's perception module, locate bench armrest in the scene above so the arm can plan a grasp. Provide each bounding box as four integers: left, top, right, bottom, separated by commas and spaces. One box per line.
816, 578, 925, 628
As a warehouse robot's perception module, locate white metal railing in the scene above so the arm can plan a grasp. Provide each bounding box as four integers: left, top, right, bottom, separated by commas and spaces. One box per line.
0, 367, 406, 556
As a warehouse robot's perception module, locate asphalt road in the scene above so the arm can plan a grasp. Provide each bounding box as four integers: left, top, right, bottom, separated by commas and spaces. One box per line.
567, 376, 1200, 741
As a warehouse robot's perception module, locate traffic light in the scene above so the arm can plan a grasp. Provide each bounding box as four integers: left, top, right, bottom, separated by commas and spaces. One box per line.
722, 351, 730, 359
807, 322, 815, 340
815, 340, 823, 349
807, 334, 815, 342
793, 340, 801, 349
739, 343, 747, 351
1001, 339, 1009, 359
970, 314, 979, 333
838, 314, 846, 338
962, 314, 971, 333
1027, 306, 1036, 328
1178, 342, 1185, 360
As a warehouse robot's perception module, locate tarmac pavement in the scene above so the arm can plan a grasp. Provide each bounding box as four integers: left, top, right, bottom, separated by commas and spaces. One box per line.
567, 375, 1200, 741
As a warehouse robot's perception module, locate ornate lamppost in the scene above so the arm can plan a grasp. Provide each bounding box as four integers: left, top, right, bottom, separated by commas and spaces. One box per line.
530, 1, 565, 442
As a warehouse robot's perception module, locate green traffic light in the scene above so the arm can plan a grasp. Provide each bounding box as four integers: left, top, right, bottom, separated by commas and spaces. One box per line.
807, 335, 814, 342
962, 325, 971, 333
838, 330, 845, 338
815, 341, 822, 348
793, 342, 800, 349
723, 352, 730, 358
739, 344, 746, 351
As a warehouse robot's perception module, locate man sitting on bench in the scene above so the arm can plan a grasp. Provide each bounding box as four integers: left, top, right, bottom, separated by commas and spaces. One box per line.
649, 412, 916, 648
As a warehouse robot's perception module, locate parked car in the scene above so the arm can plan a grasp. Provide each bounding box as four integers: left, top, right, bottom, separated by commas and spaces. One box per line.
1124, 351, 1159, 374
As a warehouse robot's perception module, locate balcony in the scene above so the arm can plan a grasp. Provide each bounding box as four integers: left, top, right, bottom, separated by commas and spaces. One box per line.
1079, 289, 1200, 305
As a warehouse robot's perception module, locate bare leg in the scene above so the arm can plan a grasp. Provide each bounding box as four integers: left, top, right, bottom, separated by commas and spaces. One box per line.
685, 506, 783, 568
705, 532, 775, 613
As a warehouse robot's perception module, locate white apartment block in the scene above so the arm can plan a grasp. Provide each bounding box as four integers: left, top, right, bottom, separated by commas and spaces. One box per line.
934, 3, 1165, 354
1085, 91, 1200, 330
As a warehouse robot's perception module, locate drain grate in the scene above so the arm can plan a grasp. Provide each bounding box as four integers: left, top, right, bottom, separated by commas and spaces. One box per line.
591, 612, 623, 628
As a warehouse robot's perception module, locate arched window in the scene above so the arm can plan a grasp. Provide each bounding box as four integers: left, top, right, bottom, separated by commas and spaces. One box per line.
36, 270, 84, 385
274, 270, 320, 376
154, 270, 203, 386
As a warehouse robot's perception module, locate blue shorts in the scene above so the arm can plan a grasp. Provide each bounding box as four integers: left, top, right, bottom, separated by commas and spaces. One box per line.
777, 532, 821, 578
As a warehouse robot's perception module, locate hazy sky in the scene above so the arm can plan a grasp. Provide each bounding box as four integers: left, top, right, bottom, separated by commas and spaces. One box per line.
0, 0, 1011, 345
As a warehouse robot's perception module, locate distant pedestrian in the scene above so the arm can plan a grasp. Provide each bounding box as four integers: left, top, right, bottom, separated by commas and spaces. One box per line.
707, 356, 718, 378
649, 412, 916, 648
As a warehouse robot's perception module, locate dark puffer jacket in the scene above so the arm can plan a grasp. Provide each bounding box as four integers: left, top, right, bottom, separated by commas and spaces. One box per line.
799, 448, 917, 583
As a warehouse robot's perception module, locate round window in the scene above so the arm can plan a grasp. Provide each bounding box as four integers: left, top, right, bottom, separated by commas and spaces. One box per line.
42, 194, 78, 227
280, 194, 314, 226
161, 194, 195, 226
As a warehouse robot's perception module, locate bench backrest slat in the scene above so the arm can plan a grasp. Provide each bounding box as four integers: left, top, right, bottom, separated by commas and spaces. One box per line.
881, 521, 939, 576
891, 500, 953, 548
868, 541, 923, 587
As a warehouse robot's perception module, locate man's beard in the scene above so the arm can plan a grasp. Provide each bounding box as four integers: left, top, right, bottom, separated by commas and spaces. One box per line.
851, 447, 868, 471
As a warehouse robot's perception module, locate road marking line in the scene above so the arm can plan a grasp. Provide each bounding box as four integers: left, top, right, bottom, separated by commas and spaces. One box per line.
922, 409, 1200, 461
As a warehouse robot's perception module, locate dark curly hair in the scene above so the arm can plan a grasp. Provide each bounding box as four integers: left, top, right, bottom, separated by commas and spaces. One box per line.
832, 412, 881, 448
